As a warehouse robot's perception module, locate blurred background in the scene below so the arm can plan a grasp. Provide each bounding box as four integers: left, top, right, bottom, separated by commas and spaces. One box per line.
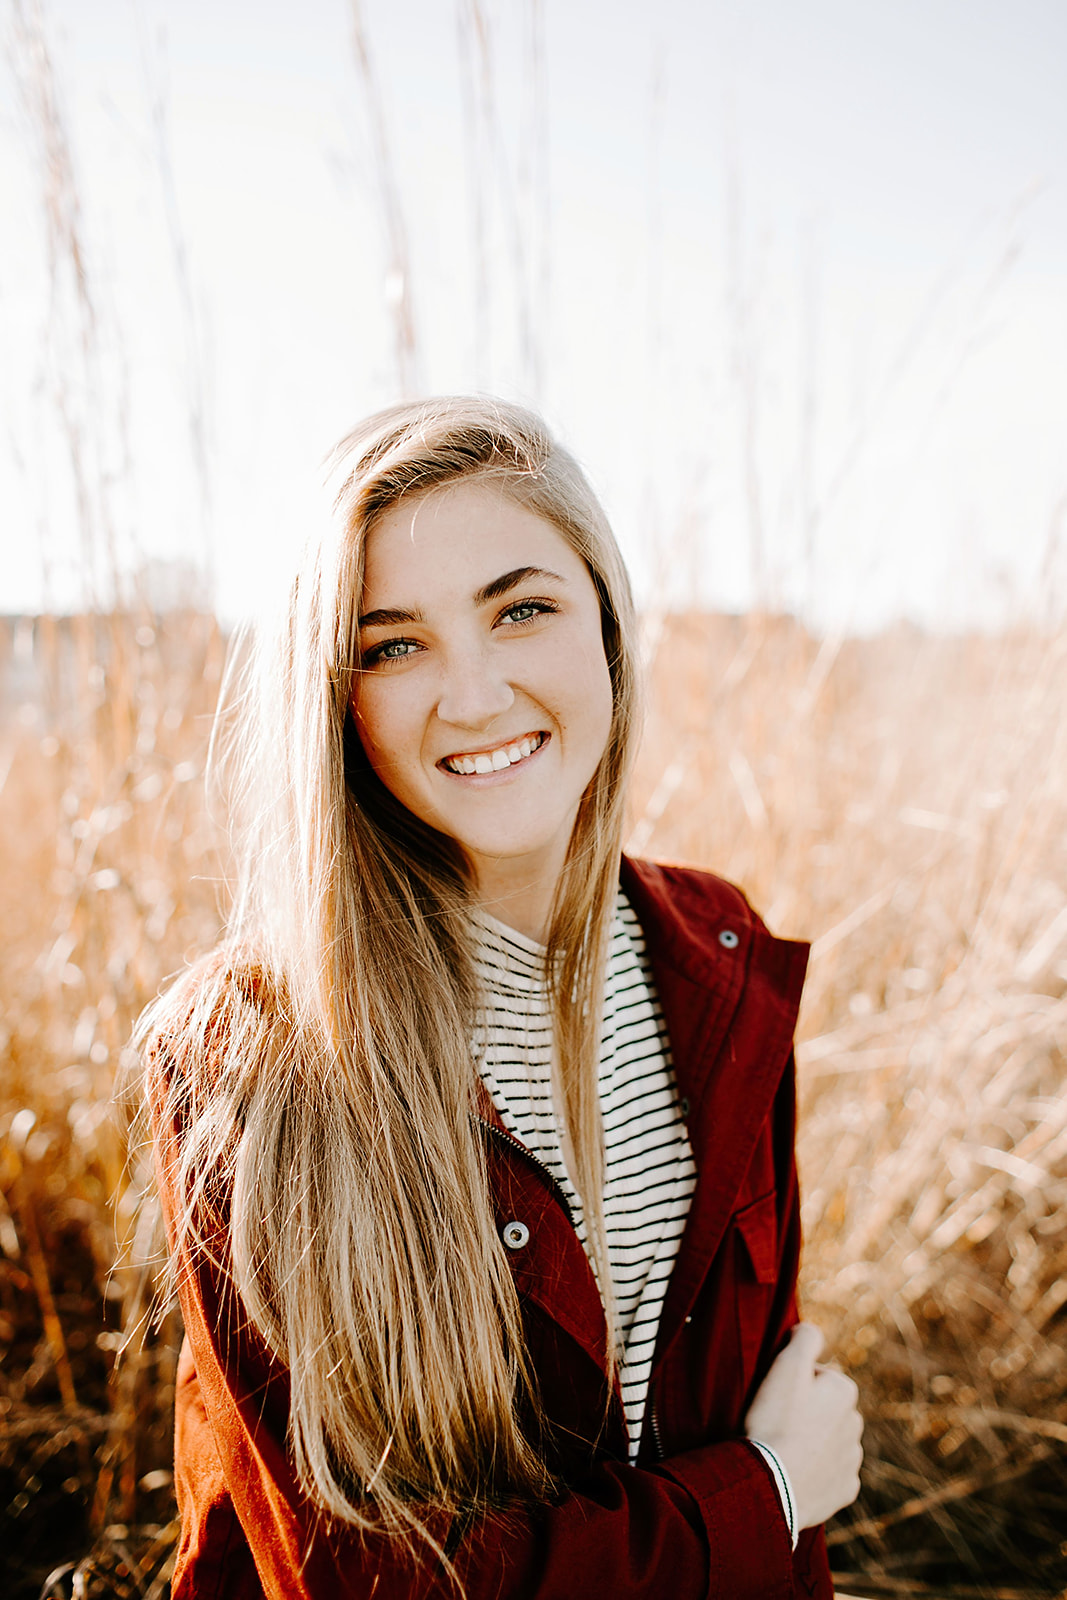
1, 2, 1066, 1596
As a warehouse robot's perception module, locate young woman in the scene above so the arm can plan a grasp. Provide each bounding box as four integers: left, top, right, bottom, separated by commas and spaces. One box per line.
142, 396, 862, 1599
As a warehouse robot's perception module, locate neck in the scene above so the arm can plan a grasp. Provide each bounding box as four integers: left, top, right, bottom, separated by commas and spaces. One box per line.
469, 854, 564, 944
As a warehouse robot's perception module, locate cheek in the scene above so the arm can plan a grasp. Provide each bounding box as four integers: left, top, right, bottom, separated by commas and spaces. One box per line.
350, 689, 378, 760
351, 684, 408, 773
567, 639, 614, 747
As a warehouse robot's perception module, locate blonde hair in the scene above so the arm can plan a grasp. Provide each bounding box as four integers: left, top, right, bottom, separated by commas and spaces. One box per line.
139, 397, 640, 1550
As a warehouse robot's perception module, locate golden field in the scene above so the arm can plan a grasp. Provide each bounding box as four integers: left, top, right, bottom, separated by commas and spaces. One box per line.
1, 609, 1066, 1598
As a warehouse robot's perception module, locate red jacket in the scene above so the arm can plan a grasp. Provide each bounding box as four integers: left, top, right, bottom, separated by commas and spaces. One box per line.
156, 858, 833, 1599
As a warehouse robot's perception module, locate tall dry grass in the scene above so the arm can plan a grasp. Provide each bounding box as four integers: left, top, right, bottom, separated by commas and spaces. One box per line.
0, 609, 226, 1598
1, 605, 1065, 1597
636, 612, 1067, 1594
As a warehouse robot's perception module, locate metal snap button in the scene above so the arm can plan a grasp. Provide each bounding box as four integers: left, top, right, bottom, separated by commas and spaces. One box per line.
502, 1220, 530, 1250
718, 928, 739, 950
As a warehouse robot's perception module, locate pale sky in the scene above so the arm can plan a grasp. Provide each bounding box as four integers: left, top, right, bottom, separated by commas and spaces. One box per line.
2, 0, 1065, 629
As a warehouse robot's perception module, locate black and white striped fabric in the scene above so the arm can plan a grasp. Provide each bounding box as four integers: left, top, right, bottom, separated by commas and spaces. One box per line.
471, 890, 697, 1461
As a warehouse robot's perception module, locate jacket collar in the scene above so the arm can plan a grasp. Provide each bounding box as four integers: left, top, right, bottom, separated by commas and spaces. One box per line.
619, 854, 809, 1107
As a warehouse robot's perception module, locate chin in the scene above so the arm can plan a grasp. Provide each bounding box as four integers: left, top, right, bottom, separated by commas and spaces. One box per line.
462, 837, 558, 868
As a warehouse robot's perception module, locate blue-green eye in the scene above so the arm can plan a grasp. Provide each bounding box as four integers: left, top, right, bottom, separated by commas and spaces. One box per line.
499, 598, 558, 626
364, 637, 419, 666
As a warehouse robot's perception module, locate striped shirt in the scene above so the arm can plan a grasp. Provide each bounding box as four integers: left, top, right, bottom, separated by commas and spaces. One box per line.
471, 890, 697, 1460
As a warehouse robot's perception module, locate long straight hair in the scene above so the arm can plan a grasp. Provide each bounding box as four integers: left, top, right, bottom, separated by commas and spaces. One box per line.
139, 397, 641, 1547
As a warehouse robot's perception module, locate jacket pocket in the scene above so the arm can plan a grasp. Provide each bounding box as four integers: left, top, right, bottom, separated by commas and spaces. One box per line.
733, 1190, 778, 1393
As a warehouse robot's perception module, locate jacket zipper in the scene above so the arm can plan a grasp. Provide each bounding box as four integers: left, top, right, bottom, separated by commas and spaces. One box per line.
649, 1395, 664, 1460
477, 1116, 575, 1225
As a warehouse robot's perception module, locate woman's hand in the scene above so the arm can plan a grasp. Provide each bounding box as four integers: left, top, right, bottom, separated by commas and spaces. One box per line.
743, 1321, 863, 1531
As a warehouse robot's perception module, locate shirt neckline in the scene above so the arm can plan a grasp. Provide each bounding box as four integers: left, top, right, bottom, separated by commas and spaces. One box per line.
470, 906, 548, 957
471, 888, 633, 961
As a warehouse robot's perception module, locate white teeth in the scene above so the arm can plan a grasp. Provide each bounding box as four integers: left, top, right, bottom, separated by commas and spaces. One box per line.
444, 732, 544, 774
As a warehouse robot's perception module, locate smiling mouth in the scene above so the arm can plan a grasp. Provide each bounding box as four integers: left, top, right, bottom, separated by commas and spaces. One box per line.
439, 731, 548, 776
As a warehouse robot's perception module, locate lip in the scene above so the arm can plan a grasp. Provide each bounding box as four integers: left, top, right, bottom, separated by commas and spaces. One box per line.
436, 730, 550, 778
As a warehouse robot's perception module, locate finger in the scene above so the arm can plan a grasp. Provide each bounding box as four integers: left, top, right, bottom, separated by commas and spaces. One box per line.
812, 1369, 862, 1423
784, 1321, 825, 1369
812, 1360, 855, 1387
750, 1322, 825, 1412
810, 1364, 855, 1394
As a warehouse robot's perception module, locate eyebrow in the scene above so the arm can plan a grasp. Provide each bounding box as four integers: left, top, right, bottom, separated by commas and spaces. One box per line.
358, 566, 566, 629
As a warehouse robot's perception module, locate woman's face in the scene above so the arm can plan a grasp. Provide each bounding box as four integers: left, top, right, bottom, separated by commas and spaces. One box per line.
352, 480, 614, 919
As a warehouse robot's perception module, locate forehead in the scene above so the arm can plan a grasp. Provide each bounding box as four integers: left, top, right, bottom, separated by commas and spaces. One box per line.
361, 481, 587, 604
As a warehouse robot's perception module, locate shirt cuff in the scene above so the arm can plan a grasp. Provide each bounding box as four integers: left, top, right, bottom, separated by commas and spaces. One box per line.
748, 1440, 799, 1550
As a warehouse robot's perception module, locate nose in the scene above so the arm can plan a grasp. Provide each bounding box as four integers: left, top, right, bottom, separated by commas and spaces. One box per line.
435, 641, 515, 731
